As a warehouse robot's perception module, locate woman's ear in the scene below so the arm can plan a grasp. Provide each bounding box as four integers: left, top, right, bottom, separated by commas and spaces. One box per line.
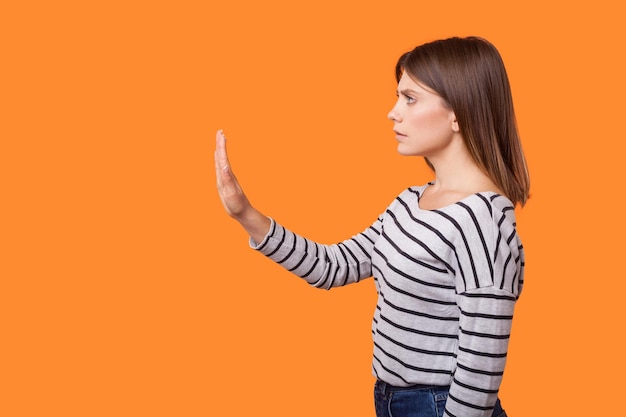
451, 115, 460, 133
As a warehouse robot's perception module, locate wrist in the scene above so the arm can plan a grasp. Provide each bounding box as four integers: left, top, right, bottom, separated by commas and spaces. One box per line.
236, 206, 271, 243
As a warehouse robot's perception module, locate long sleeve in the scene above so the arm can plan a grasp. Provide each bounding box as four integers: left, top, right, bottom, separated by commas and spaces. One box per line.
250, 217, 383, 289
442, 196, 524, 417
444, 287, 517, 416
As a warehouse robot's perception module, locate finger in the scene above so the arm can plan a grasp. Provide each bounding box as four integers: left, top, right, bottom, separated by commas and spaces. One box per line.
215, 130, 227, 182
214, 139, 223, 188
215, 130, 232, 176
215, 129, 236, 186
215, 129, 230, 173
215, 148, 223, 188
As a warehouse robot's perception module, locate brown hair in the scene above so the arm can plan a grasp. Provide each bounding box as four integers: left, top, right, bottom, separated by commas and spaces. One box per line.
396, 37, 530, 206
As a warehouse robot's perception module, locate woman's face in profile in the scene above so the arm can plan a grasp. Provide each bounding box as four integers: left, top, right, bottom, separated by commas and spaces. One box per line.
388, 72, 457, 158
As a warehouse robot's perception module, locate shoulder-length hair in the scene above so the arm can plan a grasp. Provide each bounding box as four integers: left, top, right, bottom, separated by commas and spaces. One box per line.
396, 36, 530, 206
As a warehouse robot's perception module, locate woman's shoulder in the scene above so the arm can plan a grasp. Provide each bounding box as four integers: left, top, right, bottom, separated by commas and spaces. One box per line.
426, 190, 517, 230
454, 192, 519, 236
457, 191, 515, 216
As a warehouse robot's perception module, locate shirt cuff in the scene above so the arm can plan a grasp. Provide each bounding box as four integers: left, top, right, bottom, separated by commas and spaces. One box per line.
248, 217, 276, 250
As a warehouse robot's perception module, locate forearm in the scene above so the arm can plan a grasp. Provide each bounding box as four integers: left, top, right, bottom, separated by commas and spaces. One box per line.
251, 219, 379, 289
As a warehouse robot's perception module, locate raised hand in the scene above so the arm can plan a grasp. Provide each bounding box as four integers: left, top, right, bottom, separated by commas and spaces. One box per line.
214, 129, 271, 242
215, 129, 251, 218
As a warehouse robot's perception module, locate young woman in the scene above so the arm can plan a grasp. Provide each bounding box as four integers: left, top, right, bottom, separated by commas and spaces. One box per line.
215, 36, 530, 417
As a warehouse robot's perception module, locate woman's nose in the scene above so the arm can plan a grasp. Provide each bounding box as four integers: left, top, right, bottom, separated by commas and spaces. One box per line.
388, 106, 400, 122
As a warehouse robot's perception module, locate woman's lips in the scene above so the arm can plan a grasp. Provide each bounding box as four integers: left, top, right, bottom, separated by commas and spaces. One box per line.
394, 130, 407, 140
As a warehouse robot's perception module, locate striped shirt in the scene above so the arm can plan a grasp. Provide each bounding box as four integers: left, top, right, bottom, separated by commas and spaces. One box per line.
251, 183, 524, 417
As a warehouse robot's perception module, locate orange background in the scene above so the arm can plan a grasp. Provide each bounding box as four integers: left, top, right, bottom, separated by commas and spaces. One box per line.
2, 1, 624, 415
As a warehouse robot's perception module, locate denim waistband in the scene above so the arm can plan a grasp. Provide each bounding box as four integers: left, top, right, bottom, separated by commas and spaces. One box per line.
375, 380, 449, 395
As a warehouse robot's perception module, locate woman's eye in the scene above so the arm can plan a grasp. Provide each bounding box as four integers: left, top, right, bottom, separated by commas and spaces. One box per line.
405, 95, 415, 104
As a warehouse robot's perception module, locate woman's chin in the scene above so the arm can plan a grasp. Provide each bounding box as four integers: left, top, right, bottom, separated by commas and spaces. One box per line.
396, 145, 421, 157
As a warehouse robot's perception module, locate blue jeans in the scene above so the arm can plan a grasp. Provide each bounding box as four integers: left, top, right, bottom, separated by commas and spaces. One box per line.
374, 380, 507, 417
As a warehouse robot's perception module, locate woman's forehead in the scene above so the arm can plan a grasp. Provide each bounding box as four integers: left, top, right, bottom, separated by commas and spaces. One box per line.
397, 72, 437, 96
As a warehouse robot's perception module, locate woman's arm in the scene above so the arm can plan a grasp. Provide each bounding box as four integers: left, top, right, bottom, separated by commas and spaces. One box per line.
215, 129, 381, 288
444, 198, 523, 416
214, 129, 271, 243
252, 218, 381, 289
445, 287, 517, 417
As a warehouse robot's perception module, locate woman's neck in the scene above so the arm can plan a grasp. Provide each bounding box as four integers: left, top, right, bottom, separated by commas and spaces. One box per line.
426, 151, 502, 197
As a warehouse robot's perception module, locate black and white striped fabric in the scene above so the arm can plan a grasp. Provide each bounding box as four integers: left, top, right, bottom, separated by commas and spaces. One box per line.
251, 183, 524, 417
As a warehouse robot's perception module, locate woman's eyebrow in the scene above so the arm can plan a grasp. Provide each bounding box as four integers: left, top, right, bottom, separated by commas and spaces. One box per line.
397, 88, 420, 96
